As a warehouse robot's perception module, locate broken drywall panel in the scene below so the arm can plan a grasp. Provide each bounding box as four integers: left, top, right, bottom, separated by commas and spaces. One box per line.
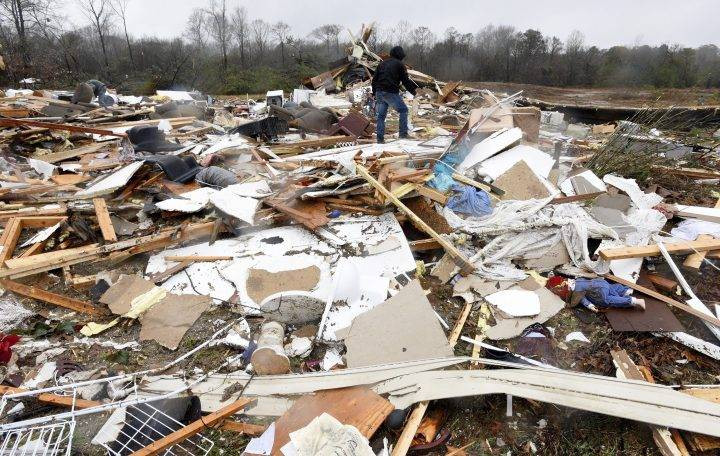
76, 161, 145, 197
486, 287, 565, 340
341, 280, 453, 367
561, 169, 607, 196
139, 294, 212, 349
200, 134, 251, 156
27, 157, 56, 180
458, 127, 523, 172
155, 187, 216, 213
475, 145, 554, 180
209, 190, 259, 224
485, 289, 541, 317
452, 275, 515, 300
318, 258, 390, 342
224, 180, 272, 198
222, 253, 333, 314
521, 241, 571, 271
325, 213, 416, 278
603, 174, 662, 210
100, 274, 158, 315
20, 222, 62, 248
493, 160, 552, 201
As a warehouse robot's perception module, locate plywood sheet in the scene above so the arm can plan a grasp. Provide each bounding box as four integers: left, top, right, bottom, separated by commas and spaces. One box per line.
270, 386, 393, 455
605, 274, 685, 332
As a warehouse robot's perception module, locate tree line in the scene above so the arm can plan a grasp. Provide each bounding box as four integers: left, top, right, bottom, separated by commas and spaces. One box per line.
1, 0, 719, 94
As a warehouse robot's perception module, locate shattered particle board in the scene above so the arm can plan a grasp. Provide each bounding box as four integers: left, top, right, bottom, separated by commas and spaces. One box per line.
139, 294, 212, 350
100, 274, 157, 315
511, 106, 541, 143
246, 265, 321, 304
605, 274, 684, 332
493, 160, 551, 201
485, 286, 565, 340
341, 280, 453, 367
404, 196, 452, 234
270, 386, 394, 455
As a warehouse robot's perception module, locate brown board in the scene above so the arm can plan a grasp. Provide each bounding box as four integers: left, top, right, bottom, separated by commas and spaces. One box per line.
605, 273, 685, 332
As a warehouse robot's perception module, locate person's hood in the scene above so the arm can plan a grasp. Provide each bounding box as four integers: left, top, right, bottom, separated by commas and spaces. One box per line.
390, 46, 406, 60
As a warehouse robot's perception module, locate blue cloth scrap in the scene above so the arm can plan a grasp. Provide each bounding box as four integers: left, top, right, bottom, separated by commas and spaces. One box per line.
446, 184, 493, 217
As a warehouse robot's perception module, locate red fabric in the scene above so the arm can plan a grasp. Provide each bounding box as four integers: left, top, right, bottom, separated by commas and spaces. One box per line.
0, 334, 21, 364
546, 276, 569, 301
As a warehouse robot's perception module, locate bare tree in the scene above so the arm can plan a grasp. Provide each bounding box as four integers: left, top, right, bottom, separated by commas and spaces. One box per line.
77, 0, 114, 76
271, 21, 290, 67
204, 0, 231, 73
231, 6, 248, 67
184, 8, 207, 49
410, 26, 435, 72
0, 0, 56, 72
395, 20, 411, 47
250, 18, 270, 62
310, 24, 341, 59
565, 29, 585, 84
110, 0, 134, 69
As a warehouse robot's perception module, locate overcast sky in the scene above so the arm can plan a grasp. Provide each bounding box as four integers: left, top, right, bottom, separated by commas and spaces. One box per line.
66, 0, 719, 48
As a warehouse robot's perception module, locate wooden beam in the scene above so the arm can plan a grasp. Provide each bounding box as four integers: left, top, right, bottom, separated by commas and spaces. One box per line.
218, 420, 266, 436
599, 238, 720, 261
34, 142, 109, 164
356, 164, 475, 274
149, 260, 192, 284
611, 350, 686, 456
415, 185, 449, 205
0, 279, 105, 315
409, 238, 442, 251
0, 217, 23, 262
0, 385, 101, 409
129, 398, 254, 456
0, 118, 126, 137
683, 198, 720, 269
93, 198, 117, 242
605, 274, 720, 328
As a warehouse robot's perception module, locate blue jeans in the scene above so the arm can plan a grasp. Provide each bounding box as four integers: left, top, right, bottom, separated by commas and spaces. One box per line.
375, 91, 408, 142
575, 278, 633, 309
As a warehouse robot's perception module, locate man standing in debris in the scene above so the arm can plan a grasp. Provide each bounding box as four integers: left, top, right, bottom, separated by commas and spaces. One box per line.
372, 46, 417, 144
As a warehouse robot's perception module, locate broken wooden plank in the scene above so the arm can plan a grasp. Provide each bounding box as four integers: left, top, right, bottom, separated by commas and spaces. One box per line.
0, 279, 105, 315
0, 118, 125, 137
35, 142, 108, 164
415, 185, 448, 205
271, 135, 350, 155
0, 217, 23, 263
149, 260, 192, 285
675, 204, 720, 224
217, 420, 266, 436
93, 198, 117, 242
611, 349, 686, 456
0, 385, 102, 409
357, 164, 474, 273
129, 398, 254, 456
599, 238, 720, 261
264, 198, 328, 230
409, 238, 442, 251
605, 274, 720, 329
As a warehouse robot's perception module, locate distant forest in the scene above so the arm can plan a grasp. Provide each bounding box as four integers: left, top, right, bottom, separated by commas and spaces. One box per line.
2, 0, 720, 94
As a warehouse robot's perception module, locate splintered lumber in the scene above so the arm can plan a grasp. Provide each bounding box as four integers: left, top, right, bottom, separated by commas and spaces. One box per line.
683, 198, 720, 269
599, 238, 720, 261
149, 260, 192, 284
34, 142, 108, 164
0, 118, 125, 137
0, 221, 216, 279
218, 420, 266, 436
681, 388, 720, 452
264, 198, 328, 230
129, 398, 254, 456
415, 185, 448, 205
271, 135, 350, 154
605, 274, 720, 329
357, 164, 474, 273
0, 386, 101, 409
93, 198, 117, 242
0, 217, 23, 262
611, 350, 686, 456
392, 296, 469, 456
409, 238, 442, 251
0, 279, 105, 315
653, 165, 720, 180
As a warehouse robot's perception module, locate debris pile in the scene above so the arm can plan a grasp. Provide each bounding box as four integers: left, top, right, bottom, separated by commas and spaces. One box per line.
1, 24, 720, 456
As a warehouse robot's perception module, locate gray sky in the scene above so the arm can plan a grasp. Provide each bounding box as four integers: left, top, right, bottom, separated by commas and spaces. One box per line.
66, 0, 719, 48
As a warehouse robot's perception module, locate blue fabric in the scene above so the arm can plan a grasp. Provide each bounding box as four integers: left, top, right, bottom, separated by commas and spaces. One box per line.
446, 184, 493, 217
573, 278, 632, 309
375, 91, 408, 141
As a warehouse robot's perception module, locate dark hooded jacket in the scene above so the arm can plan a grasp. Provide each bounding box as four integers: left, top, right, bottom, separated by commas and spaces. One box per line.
371, 46, 417, 96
